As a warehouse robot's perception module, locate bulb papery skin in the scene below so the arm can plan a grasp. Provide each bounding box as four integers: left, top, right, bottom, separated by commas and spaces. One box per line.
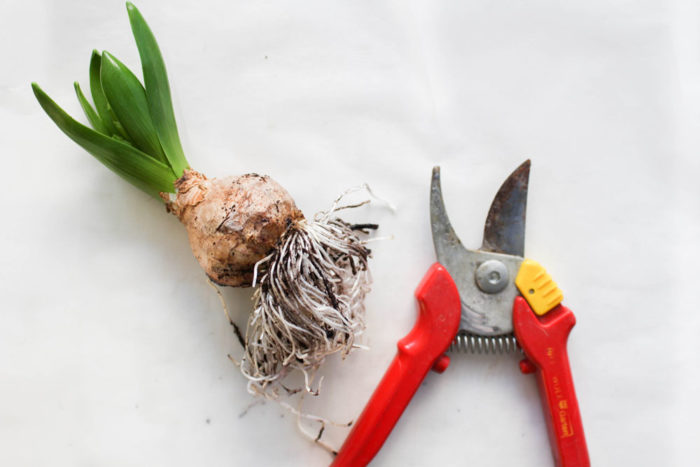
165, 169, 304, 287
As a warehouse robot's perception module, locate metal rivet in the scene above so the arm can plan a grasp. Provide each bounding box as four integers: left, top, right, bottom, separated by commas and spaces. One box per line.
475, 260, 509, 294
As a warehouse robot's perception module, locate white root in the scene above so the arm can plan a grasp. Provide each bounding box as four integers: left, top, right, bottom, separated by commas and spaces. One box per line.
240, 191, 374, 398
209, 186, 388, 450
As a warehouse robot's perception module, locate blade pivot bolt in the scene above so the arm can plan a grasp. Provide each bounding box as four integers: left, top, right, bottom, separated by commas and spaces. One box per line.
475, 260, 509, 293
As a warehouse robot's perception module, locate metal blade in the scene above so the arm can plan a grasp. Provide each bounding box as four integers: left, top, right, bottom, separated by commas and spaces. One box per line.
430, 166, 465, 261
430, 167, 522, 336
481, 160, 530, 257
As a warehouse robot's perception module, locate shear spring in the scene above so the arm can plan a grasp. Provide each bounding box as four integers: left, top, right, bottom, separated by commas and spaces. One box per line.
449, 332, 520, 354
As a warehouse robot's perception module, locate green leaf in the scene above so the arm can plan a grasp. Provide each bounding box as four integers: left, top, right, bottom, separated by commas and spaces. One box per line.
32, 82, 177, 199
127, 2, 189, 177
74, 81, 108, 134
89, 51, 133, 142
100, 51, 167, 163
89, 50, 120, 138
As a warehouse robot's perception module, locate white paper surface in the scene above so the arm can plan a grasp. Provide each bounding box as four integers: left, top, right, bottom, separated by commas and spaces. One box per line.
2, 1, 699, 465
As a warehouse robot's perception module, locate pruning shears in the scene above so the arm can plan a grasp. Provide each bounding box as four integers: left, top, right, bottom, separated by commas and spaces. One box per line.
333, 161, 589, 467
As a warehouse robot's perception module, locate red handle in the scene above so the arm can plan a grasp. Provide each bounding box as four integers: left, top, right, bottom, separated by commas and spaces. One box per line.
331, 263, 461, 467
513, 296, 590, 467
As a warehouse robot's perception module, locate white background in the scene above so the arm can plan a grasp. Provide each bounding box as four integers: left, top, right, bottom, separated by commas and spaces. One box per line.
2, 1, 699, 465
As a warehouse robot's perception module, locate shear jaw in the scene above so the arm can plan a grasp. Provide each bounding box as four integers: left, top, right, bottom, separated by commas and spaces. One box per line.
430, 166, 526, 336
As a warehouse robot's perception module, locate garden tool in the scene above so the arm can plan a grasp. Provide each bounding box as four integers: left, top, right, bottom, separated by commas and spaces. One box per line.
332, 161, 589, 467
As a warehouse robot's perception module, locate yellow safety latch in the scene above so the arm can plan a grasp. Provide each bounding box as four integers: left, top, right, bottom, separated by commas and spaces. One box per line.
515, 259, 564, 316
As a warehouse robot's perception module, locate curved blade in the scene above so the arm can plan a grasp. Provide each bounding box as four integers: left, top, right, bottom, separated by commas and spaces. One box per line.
430, 167, 465, 261
430, 167, 522, 336
481, 160, 530, 257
